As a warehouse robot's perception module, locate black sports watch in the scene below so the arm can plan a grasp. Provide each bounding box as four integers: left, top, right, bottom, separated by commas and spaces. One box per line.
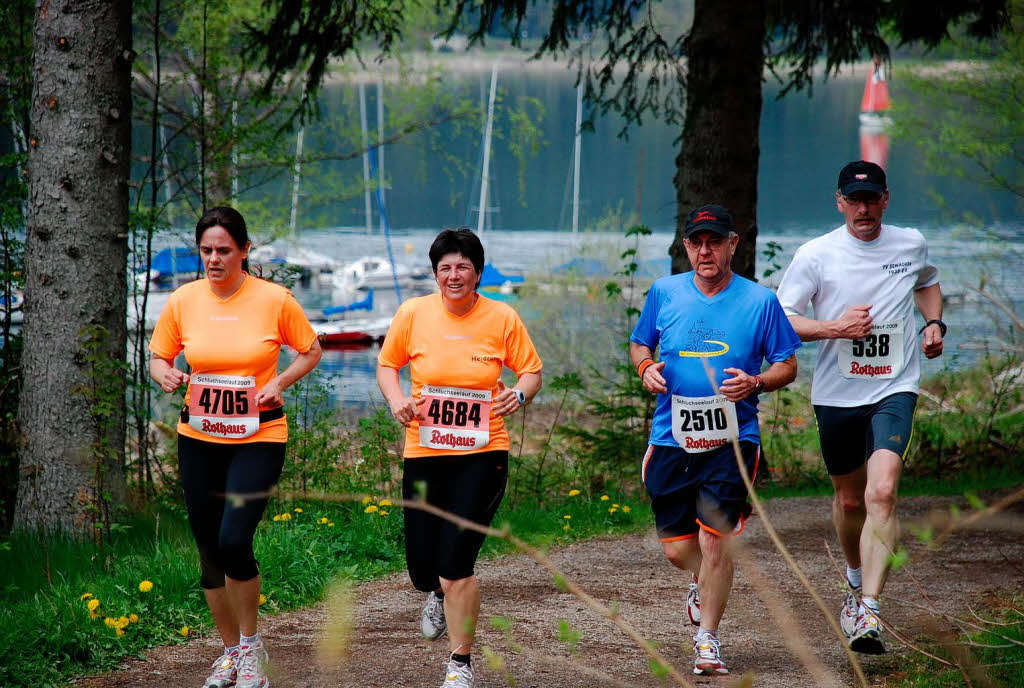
513, 388, 527, 405
920, 319, 947, 337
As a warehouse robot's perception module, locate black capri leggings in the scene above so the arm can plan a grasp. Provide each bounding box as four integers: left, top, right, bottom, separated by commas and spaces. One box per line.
178, 434, 286, 589
402, 450, 508, 592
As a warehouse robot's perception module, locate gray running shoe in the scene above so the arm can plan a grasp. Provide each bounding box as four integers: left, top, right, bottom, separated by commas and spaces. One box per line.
203, 650, 238, 688
686, 575, 701, 626
840, 587, 860, 639
439, 654, 474, 688
693, 634, 728, 676
234, 642, 270, 688
421, 591, 447, 640
849, 607, 886, 655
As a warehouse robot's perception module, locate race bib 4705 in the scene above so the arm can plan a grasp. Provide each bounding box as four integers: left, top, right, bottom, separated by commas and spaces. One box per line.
837, 320, 904, 380
418, 385, 491, 451
671, 394, 738, 453
187, 374, 260, 439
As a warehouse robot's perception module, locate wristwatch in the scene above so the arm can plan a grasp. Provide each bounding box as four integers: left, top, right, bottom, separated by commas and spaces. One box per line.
920, 319, 947, 337
513, 388, 527, 405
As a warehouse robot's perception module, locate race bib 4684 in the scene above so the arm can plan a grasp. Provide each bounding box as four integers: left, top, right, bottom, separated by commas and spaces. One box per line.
418, 385, 491, 451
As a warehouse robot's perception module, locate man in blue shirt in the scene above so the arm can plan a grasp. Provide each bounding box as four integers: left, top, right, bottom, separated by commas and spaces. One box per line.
630, 204, 801, 676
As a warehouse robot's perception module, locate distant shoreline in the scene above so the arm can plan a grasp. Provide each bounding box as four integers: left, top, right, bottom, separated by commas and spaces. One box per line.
324, 49, 978, 84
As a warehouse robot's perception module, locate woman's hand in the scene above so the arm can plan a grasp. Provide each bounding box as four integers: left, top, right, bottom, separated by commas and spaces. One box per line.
492, 381, 522, 417
390, 395, 427, 427
255, 379, 285, 409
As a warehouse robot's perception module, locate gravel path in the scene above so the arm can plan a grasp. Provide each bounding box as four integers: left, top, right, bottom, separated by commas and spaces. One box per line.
72, 493, 1024, 687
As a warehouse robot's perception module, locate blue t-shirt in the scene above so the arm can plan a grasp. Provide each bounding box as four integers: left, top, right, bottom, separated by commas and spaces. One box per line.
630, 272, 801, 447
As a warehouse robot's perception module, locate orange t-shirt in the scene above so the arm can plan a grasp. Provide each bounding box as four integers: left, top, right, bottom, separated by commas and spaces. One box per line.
149, 275, 318, 444
378, 293, 543, 458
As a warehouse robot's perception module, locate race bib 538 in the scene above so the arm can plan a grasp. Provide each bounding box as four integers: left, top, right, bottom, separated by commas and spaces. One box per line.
418, 385, 491, 451
837, 321, 904, 380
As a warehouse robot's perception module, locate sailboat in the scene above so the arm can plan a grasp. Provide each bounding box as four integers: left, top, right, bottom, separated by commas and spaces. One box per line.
858, 56, 892, 128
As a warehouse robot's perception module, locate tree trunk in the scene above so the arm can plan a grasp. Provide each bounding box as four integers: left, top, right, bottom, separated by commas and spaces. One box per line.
15, 0, 132, 533
671, 0, 765, 279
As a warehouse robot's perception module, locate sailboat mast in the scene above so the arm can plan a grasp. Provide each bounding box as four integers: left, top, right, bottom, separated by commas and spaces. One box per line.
377, 80, 385, 223
572, 83, 583, 234
359, 82, 372, 234
477, 62, 499, 236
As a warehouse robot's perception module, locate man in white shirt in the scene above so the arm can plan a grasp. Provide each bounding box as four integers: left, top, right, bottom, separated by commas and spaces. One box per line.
775, 161, 945, 654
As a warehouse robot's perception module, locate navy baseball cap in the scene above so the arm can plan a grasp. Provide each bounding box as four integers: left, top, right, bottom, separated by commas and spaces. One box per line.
684, 204, 734, 238
838, 161, 887, 195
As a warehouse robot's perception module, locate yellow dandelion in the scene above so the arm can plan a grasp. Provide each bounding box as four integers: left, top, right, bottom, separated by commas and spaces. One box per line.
622, 506, 631, 513
364, 505, 379, 514
563, 524, 571, 531
319, 517, 328, 524
294, 507, 303, 513
328, 522, 334, 527
87, 598, 101, 612
568, 489, 581, 497
115, 627, 125, 637
563, 514, 572, 520
117, 616, 129, 628
612, 503, 620, 508
609, 507, 618, 514
379, 499, 392, 507
361, 496, 373, 505
280, 513, 292, 521
138, 580, 154, 593
379, 510, 389, 516
80, 592, 93, 601
104, 617, 116, 628
180, 626, 190, 637
90, 610, 100, 620
272, 514, 281, 521
258, 594, 267, 606
129, 614, 139, 623
600, 495, 610, 501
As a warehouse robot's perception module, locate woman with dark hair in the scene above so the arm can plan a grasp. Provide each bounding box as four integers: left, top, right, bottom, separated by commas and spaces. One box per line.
149, 206, 322, 688
377, 227, 543, 688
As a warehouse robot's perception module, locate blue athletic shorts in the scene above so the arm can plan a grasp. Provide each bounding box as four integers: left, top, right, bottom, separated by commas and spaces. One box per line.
813, 391, 918, 476
641, 441, 759, 541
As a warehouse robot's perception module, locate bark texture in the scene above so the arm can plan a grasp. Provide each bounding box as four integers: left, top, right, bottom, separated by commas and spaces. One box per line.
671, 0, 765, 279
15, 0, 132, 532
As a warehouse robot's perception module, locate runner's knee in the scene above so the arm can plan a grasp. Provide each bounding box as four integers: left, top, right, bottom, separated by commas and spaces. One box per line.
835, 490, 864, 514
864, 479, 898, 517
439, 574, 476, 597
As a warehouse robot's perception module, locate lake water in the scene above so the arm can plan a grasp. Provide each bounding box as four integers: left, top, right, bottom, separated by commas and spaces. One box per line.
154, 61, 1024, 406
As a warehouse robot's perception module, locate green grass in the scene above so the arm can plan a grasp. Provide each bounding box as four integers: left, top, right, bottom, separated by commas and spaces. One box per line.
0, 487, 649, 688
886, 596, 1024, 688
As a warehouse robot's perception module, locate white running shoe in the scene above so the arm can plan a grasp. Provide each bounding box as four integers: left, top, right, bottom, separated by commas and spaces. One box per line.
686, 575, 701, 626
439, 654, 474, 687
234, 641, 270, 688
421, 591, 448, 640
693, 634, 728, 675
203, 649, 238, 688
849, 606, 886, 655
840, 587, 860, 638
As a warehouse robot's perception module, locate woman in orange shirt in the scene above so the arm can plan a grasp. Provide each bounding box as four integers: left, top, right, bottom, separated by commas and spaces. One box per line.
377, 227, 542, 688
150, 207, 321, 688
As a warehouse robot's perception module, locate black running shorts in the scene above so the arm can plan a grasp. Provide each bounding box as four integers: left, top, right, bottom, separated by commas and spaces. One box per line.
813, 391, 918, 476
402, 450, 508, 591
641, 442, 759, 541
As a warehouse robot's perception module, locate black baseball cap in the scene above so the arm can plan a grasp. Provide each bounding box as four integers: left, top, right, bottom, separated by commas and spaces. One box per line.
838, 160, 887, 196
684, 204, 734, 238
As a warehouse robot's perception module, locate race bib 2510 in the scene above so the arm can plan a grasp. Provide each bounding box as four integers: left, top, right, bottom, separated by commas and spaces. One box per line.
671, 394, 738, 453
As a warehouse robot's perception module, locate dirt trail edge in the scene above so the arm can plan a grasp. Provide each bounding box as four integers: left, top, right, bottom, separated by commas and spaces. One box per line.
72, 494, 1024, 688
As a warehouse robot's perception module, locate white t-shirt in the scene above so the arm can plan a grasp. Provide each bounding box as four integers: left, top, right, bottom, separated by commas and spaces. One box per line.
776, 224, 939, 407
